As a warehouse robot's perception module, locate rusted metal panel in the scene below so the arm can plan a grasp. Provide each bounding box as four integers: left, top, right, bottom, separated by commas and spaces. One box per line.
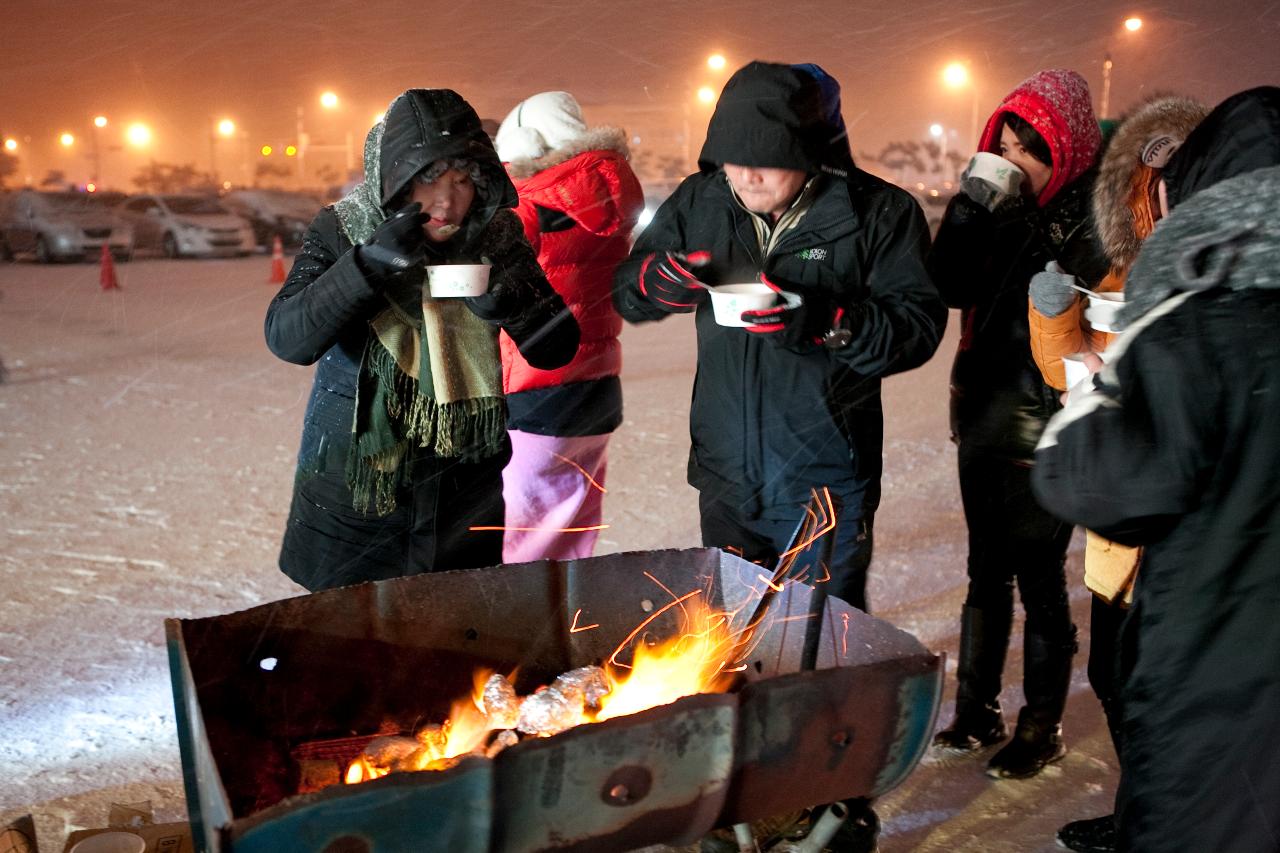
166, 548, 942, 852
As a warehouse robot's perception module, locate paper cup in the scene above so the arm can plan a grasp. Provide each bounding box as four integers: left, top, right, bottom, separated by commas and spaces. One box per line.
1061, 351, 1110, 389
425, 264, 490, 298
709, 283, 777, 327
966, 152, 1025, 198
1084, 291, 1125, 333
69, 832, 146, 853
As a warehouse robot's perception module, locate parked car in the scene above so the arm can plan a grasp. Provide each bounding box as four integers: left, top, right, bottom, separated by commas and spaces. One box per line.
0, 189, 134, 262
115, 194, 255, 258
219, 189, 323, 251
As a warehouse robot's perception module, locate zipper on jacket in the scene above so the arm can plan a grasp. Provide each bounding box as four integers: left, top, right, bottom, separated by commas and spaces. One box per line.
728, 174, 821, 267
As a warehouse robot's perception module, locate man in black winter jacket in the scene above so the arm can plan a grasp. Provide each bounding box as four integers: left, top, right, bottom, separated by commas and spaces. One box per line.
613, 61, 946, 612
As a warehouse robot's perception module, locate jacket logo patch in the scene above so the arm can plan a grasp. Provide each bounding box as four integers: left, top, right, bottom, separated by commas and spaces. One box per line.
796, 248, 828, 261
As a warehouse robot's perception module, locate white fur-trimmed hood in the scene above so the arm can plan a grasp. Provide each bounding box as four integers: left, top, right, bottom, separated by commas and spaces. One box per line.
504, 127, 631, 180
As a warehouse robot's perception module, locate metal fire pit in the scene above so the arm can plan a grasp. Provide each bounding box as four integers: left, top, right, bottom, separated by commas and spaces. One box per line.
166, 548, 941, 852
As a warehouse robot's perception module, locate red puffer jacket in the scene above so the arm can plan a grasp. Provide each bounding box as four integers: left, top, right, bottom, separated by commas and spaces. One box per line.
502, 130, 644, 404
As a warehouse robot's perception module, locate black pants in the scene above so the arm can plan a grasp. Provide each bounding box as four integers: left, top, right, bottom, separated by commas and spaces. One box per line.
1088, 594, 1128, 756
281, 449, 507, 591
698, 490, 873, 612
957, 444, 1075, 717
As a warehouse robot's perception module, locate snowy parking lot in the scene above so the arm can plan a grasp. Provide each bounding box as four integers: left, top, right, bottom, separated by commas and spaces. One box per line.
0, 255, 1114, 851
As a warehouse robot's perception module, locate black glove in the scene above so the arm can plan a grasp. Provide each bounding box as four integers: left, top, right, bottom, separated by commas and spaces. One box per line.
638, 251, 711, 313
741, 276, 841, 350
465, 246, 580, 370
356, 202, 428, 282
500, 293, 580, 370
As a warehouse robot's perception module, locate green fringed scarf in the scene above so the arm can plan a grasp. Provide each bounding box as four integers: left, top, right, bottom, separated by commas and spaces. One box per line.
334, 101, 506, 516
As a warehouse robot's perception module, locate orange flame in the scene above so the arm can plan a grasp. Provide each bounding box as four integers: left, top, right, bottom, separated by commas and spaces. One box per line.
595, 593, 737, 721
341, 564, 816, 786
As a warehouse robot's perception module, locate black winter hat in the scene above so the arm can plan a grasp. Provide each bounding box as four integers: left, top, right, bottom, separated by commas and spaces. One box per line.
697, 61, 853, 177
378, 89, 516, 212
1162, 86, 1280, 210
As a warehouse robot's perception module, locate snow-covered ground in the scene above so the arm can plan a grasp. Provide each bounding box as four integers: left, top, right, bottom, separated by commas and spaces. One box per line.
0, 256, 1115, 851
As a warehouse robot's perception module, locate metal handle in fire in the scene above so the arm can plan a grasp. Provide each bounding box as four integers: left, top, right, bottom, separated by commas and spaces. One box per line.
728, 488, 841, 677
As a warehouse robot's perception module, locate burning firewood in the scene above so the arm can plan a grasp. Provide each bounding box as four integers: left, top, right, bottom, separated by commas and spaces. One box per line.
414, 723, 447, 755
360, 735, 421, 768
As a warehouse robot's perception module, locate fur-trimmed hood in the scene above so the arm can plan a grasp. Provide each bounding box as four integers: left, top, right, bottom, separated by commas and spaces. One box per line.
1092, 94, 1208, 269
504, 126, 630, 180
1120, 165, 1280, 327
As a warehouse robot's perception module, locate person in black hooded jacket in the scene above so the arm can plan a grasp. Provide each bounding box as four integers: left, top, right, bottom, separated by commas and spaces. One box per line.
612, 61, 945, 613
1033, 86, 1280, 853
265, 89, 579, 591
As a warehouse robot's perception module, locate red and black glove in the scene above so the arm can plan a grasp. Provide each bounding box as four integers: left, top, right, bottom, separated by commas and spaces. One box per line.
741, 275, 842, 350
638, 250, 712, 313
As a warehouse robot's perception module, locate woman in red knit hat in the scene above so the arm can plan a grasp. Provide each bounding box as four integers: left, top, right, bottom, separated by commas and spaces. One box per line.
926, 69, 1110, 779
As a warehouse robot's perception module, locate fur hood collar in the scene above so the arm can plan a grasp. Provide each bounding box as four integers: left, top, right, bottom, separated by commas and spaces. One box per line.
1093, 94, 1208, 269
1120, 165, 1280, 327
504, 127, 630, 180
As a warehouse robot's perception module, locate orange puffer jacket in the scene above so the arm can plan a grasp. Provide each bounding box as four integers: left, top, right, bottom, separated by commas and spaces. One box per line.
1028, 268, 1124, 391
1029, 269, 1140, 604
501, 140, 644, 397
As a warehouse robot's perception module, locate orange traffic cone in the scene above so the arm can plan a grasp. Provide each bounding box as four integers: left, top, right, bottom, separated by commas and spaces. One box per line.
99, 244, 120, 291
268, 235, 287, 284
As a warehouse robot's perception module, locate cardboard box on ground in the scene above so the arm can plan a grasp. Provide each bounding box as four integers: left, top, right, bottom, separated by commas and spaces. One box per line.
3, 802, 192, 853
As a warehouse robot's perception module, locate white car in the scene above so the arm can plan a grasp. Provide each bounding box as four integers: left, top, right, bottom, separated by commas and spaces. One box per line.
117, 194, 255, 258
0, 190, 134, 263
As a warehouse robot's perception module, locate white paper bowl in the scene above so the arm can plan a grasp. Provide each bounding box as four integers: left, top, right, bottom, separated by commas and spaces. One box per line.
709, 283, 777, 327
69, 832, 146, 853
1084, 292, 1125, 333
425, 264, 491, 298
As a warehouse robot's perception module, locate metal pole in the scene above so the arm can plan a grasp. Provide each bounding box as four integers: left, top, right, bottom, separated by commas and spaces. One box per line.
91, 126, 101, 186
969, 88, 980, 151
681, 100, 691, 172
209, 119, 218, 186
1101, 53, 1114, 120
296, 105, 306, 183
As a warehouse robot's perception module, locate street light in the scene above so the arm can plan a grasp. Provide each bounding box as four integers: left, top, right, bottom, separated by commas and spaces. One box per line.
60, 132, 75, 147
297, 90, 353, 185
682, 54, 730, 168
942, 61, 981, 145
126, 123, 152, 147
1100, 17, 1144, 119
3, 138, 17, 152
88, 116, 108, 185
210, 117, 237, 185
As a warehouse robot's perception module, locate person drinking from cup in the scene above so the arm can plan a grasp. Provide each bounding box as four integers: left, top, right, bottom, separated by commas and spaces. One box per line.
264, 88, 579, 592
927, 69, 1110, 779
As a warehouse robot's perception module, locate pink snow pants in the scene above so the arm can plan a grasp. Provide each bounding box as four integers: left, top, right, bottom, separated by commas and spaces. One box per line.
501, 430, 611, 563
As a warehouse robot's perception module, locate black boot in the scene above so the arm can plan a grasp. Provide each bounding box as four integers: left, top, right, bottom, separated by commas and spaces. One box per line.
1056, 814, 1117, 852
987, 628, 1076, 778
933, 605, 1011, 752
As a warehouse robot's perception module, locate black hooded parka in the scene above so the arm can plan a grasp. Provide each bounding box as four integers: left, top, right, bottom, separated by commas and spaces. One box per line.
613, 62, 946, 605
265, 89, 577, 591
